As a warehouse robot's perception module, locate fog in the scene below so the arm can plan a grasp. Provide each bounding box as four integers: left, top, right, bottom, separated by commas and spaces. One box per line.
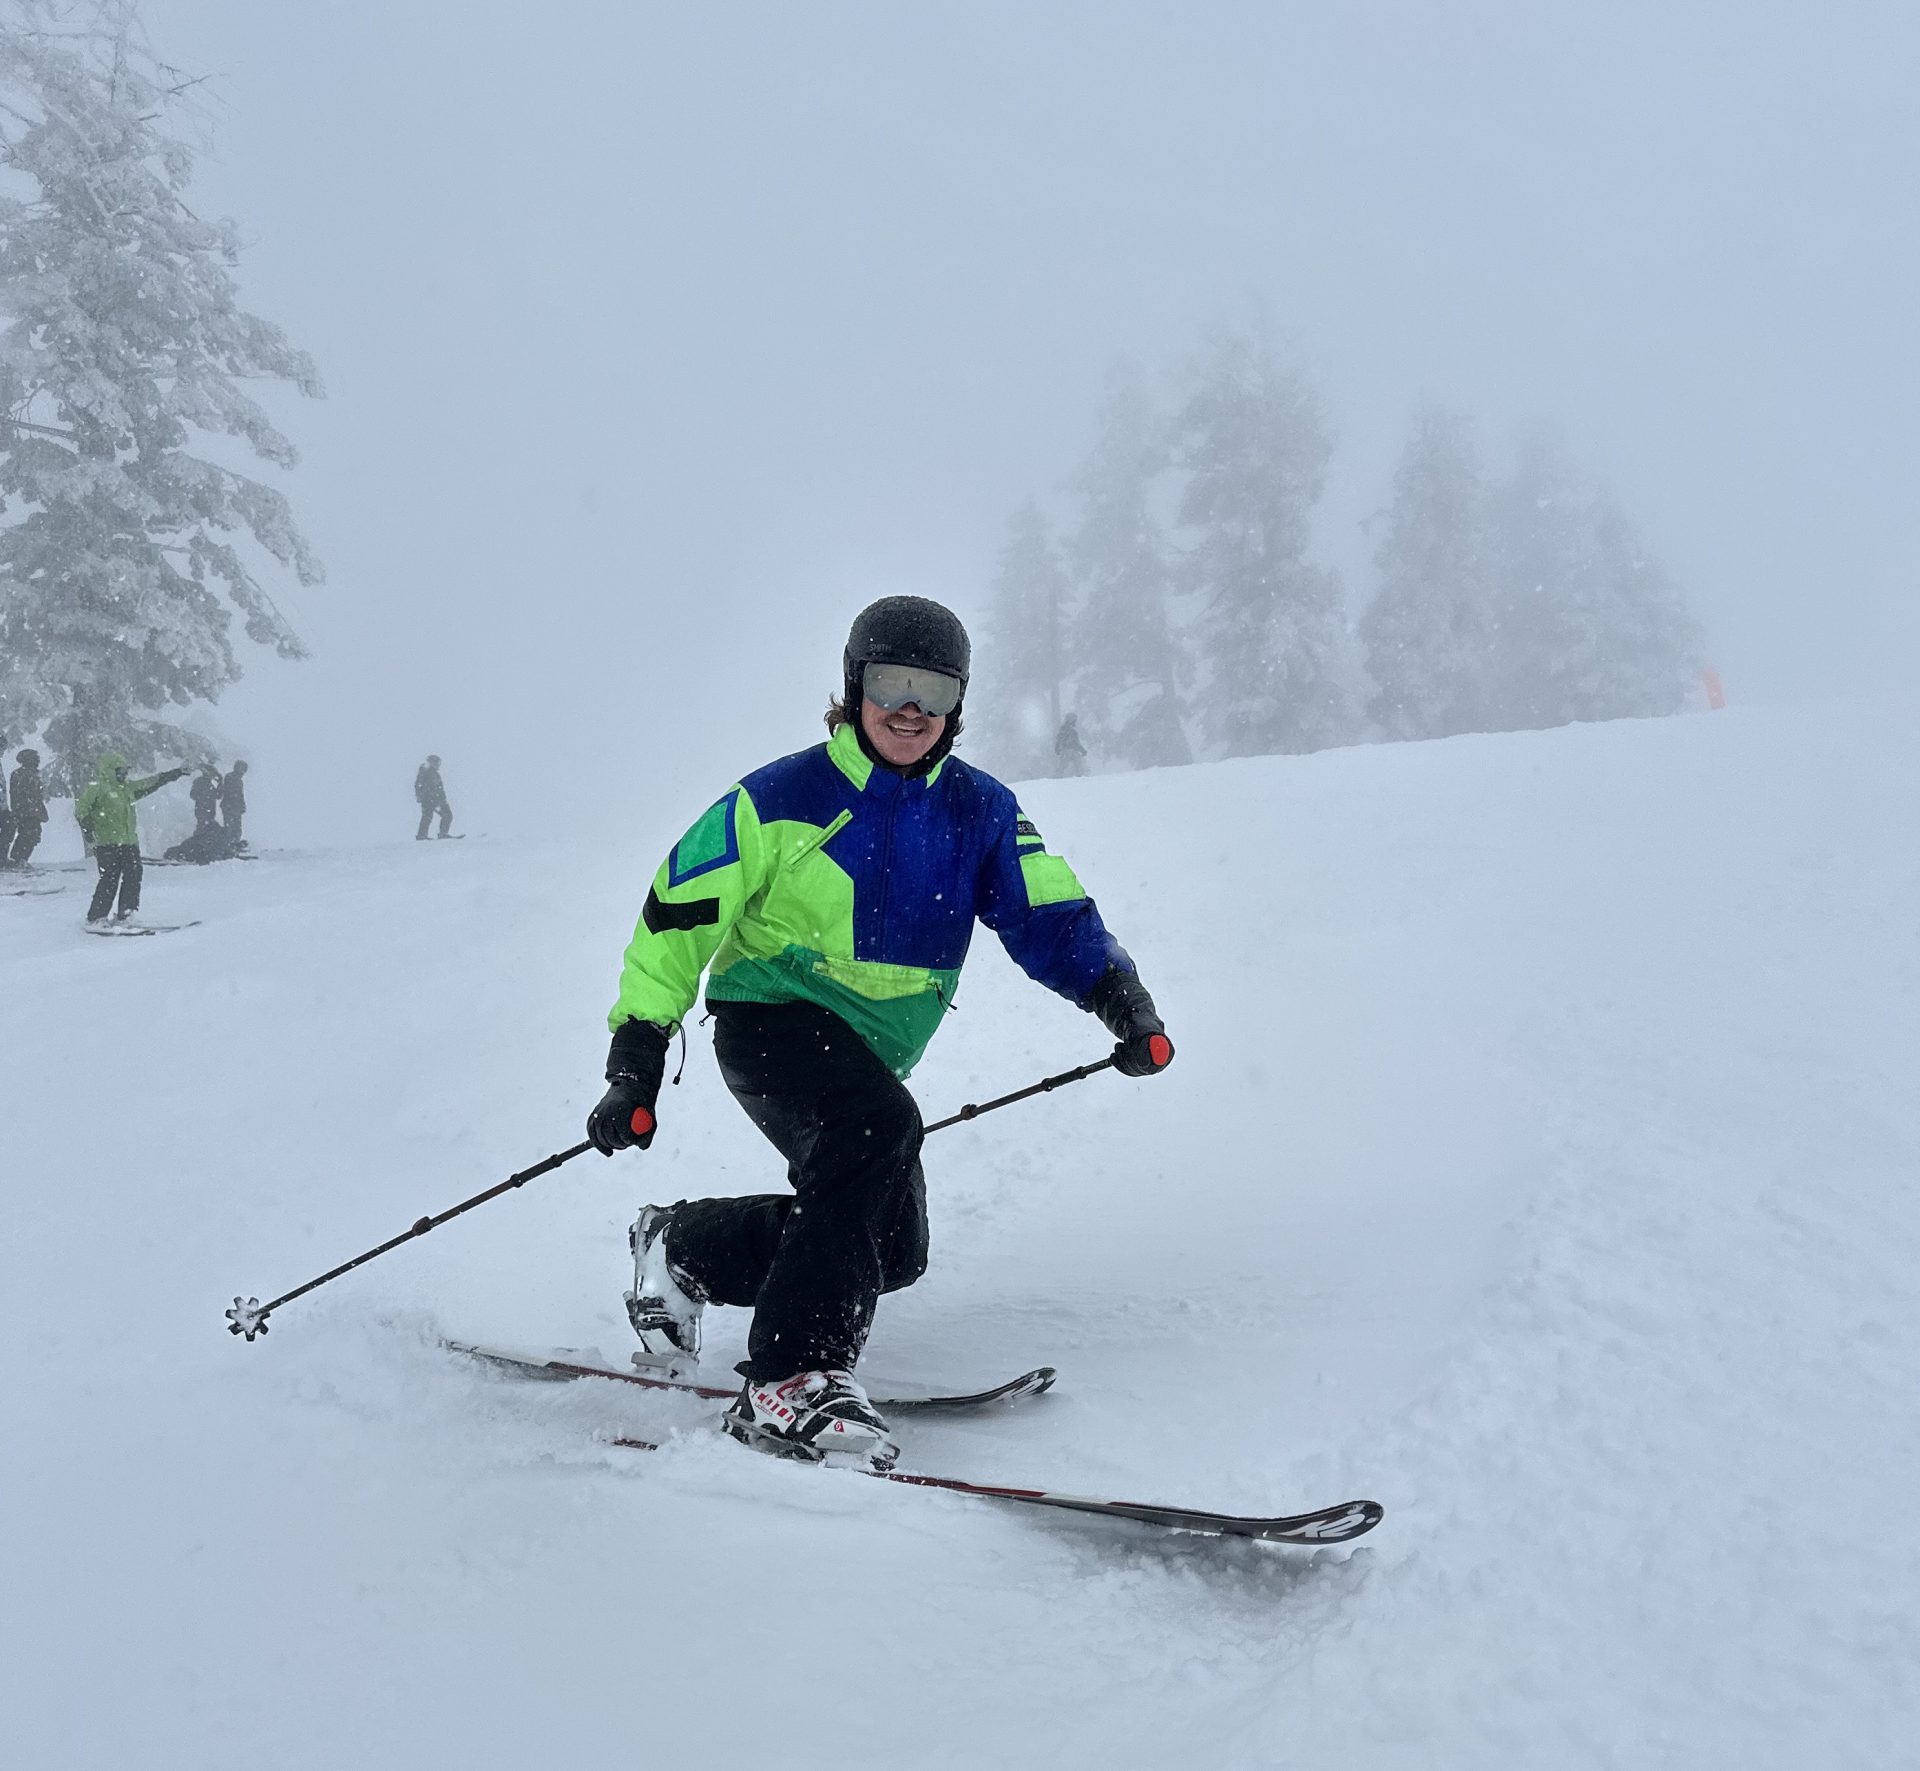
141, 0, 1918, 844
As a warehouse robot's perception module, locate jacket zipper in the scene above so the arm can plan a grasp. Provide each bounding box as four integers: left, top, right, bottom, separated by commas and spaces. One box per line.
874, 782, 900, 949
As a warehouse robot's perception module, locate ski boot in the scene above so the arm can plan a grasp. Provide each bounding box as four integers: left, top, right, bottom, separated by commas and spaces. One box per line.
624, 1203, 706, 1373
722, 1369, 899, 1470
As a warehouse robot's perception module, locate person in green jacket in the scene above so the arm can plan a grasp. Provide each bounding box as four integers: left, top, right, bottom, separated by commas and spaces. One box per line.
74, 752, 188, 923
586, 596, 1174, 1469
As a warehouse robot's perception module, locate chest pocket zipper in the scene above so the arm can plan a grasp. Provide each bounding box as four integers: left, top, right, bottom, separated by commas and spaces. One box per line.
785, 809, 852, 869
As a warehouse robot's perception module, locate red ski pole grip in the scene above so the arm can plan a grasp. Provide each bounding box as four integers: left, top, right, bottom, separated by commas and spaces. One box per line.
629, 1106, 656, 1138
1147, 1034, 1173, 1069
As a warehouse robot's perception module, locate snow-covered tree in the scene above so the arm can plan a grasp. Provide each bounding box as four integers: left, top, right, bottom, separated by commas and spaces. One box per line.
1176, 324, 1357, 757
976, 497, 1072, 779
1482, 429, 1597, 732
1066, 358, 1190, 771
0, 0, 323, 786
1571, 490, 1702, 721
1360, 408, 1497, 741
1485, 430, 1702, 731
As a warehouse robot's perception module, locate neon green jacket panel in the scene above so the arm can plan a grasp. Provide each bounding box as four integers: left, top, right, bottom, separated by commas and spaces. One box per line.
610, 785, 770, 1034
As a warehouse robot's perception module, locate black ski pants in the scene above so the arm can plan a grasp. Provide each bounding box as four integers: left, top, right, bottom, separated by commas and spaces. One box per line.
9, 817, 43, 865
416, 798, 451, 840
87, 844, 142, 920
664, 1000, 929, 1382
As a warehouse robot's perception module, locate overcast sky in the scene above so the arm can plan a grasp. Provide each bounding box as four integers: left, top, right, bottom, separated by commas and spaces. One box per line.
135, 0, 1919, 842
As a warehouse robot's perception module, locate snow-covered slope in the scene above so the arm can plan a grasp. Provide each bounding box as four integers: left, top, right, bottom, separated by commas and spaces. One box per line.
8, 704, 1917, 1770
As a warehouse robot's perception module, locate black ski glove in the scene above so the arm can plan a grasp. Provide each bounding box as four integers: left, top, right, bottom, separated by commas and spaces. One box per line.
1087, 966, 1174, 1078
587, 1018, 670, 1155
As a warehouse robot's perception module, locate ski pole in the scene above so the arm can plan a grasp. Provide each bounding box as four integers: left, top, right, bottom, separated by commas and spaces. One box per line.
224, 1108, 655, 1341
923, 1056, 1115, 1135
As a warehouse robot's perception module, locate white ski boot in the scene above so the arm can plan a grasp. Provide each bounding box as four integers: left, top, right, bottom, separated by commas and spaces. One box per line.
624, 1203, 705, 1372
722, 1369, 899, 1470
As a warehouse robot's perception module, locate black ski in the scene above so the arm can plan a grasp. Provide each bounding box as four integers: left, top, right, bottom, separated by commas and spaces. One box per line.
609, 1430, 1383, 1545
447, 1340, 1057, 1411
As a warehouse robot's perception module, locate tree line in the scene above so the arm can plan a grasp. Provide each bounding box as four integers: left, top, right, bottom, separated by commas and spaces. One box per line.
975, 332, 1705, 781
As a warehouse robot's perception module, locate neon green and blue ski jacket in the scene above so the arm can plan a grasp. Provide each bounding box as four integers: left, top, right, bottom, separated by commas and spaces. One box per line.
611, 724, 1129, 1077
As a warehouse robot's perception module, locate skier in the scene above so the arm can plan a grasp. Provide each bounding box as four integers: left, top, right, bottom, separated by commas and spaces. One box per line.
1054, 713, 1088, 778
190, 764, 220, 835
414, 755, 452, 840
0, 756, 12, 865
166, 763, 233, 863
585, 596, 1173, 1469
219, 760, 248, 848
73, 752, 188, 924
5, 750, 46, 866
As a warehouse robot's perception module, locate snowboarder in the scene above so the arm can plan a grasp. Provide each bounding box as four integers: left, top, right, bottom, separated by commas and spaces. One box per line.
586, 596, 1173, 1469
74, 752, 188, 924
219, 760, 248, 847
414, 755, 452, 840
5, 750, 46, 866
1054, 713, 1088, 777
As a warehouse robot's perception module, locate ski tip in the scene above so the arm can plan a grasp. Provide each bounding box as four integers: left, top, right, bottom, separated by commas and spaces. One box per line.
1268, 1499, 1384, 1544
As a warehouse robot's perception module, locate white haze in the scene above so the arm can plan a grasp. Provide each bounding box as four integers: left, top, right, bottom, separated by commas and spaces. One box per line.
136, 0, 1920, 845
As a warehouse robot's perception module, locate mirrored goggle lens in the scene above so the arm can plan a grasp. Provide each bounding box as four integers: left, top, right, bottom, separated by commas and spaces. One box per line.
862, 663, 962, 717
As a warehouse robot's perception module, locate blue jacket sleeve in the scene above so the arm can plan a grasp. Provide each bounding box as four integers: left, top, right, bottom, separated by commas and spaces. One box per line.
976, 796, 1129, 1005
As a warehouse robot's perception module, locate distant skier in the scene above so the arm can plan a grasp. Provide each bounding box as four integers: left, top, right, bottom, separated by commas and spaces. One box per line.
190, 764, 221, 835
414, 755, 452, 840
1054, 713, 1088, 777
5, 750, 46, 866
219, 760, 248, 848
74, 753, 188, 924
586, 596, 1173, 1469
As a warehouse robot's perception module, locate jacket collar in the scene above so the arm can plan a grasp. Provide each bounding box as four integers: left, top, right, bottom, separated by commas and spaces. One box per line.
828, 721, 946, 791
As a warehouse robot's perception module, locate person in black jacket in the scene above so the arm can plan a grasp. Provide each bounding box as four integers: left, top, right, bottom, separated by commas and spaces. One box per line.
414, 755, 452, 840
219, 760, 248, 847
190, 765, 221, 835
6, 749, 48, 866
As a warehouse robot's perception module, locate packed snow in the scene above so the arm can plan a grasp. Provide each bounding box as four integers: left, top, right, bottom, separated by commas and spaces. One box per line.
7, 702, 1916, 1769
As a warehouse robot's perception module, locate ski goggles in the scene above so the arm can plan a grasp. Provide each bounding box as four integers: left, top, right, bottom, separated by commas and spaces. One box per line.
861, 662, 964, 718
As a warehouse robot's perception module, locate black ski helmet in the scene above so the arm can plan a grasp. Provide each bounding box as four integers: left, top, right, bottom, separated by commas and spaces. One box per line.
843, 596, 971, 710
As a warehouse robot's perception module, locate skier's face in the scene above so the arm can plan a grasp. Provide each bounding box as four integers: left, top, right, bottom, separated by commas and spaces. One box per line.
860, 693, 945, 768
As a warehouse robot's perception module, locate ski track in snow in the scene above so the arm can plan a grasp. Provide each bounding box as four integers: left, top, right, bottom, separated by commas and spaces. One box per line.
6, 704, 1918, 1769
